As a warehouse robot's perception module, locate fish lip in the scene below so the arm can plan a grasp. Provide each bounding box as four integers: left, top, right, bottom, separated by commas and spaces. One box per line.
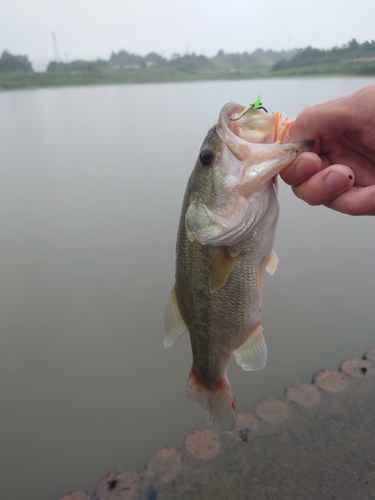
276, 140, 314, 152
234, 139, 312, 200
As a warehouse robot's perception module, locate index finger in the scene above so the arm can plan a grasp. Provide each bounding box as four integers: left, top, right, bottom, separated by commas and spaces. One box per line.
289, 85, 375, 142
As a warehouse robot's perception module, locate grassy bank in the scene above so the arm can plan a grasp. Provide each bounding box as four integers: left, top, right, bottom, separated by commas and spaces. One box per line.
0, 67, 266, 90
270, 61, 375, 77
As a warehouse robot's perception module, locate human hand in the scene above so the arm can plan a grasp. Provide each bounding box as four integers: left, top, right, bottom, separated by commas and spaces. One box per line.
281, 85, 375, 215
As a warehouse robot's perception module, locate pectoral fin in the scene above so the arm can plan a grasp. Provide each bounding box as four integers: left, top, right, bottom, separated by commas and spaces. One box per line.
265, 249, 278, 276
209, 249, 239, 293
233, 323, 267, 371
163, 286, 188, 347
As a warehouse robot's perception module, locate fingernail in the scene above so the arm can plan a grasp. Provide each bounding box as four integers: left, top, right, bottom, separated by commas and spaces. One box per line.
295, 159, 318, 177
325, 172, 349, 191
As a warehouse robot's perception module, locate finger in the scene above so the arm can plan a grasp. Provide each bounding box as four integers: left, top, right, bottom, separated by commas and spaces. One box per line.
292, 164, 355, 206
289, 86, 375, 142
280, 152, 322, 186
325, 185, 375, 215
319, 133, 375, 184
289, 100, 349, 142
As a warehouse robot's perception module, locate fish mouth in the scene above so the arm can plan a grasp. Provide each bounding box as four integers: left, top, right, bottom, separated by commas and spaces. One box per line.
218, 101, 312, 153
216, 102, 312, 187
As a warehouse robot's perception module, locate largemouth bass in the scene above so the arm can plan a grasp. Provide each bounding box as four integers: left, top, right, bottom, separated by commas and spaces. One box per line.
164, 99, 311, 432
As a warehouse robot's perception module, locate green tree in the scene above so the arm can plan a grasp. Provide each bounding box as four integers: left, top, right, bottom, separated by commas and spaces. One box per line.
109, 50, 143, 67
0, 50, 33, 72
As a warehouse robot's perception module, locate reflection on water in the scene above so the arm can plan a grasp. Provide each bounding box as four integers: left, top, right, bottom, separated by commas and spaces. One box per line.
0, 77, 374, 500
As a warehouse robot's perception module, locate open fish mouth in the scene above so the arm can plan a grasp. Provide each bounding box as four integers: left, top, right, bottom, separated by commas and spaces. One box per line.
215, 102, 313, 195
217, 101, 312, 161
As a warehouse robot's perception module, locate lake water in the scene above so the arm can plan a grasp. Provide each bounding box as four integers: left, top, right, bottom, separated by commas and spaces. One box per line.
0, 77, 375, 500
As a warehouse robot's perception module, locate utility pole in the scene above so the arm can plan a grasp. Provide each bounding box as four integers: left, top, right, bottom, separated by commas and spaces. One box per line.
52, 31, 60, 62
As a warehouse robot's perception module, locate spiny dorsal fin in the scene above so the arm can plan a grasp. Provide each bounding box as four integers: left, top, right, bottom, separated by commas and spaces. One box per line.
209, 248, 239, 293
265, 249, 278, 276
233, 323, 267, 371
163, 286, 188, 348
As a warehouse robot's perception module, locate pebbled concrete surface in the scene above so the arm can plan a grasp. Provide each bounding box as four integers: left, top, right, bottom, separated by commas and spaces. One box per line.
62, 347, 375, 500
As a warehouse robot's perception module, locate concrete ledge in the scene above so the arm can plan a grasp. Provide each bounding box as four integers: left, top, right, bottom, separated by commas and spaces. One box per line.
61, 346, 375, 500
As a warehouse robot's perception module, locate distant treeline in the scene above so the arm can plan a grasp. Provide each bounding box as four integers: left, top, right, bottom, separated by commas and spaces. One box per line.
272, 39, 375, 71
2, 39, 375, 77
45, 48, 297, 75
2, 39, 375, 89
0, 47, 299, 75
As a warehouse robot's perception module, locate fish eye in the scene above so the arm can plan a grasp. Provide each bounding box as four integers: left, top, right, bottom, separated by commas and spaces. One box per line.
199, 149, 214, 166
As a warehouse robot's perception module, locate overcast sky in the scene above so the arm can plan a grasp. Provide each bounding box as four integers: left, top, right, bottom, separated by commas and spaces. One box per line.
2, 0, 374, 70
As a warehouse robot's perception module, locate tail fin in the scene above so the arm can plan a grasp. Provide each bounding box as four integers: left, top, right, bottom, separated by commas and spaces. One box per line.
186, 371, 236, 432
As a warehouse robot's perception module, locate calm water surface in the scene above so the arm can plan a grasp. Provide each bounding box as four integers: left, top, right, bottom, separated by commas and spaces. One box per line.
0, 77, 374, 500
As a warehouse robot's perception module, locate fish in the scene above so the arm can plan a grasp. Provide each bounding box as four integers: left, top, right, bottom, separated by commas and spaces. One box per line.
164, 98, 312, 432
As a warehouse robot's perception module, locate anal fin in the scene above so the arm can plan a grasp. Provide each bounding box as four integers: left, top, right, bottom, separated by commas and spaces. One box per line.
210, 248, 239, 293
234, 323, 267, 371
163, 286, 188, 348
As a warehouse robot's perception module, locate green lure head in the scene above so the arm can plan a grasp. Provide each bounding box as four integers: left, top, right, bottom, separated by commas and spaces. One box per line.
230, 94, 268, 121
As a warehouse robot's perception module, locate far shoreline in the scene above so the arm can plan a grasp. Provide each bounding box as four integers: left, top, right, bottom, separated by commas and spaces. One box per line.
1, 69, 375, 92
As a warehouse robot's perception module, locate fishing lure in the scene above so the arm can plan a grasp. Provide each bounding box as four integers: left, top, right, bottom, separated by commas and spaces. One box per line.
230, 93, 268, 121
